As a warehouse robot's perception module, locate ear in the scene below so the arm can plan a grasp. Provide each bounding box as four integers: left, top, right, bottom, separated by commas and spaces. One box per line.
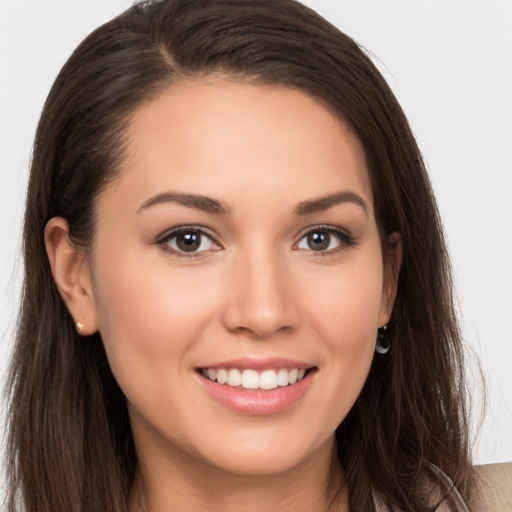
378, 232, 402, 327
44, 217, 98, 336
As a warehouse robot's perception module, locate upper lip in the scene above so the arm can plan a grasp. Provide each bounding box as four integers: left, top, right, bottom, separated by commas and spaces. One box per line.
196, 357, 316, 371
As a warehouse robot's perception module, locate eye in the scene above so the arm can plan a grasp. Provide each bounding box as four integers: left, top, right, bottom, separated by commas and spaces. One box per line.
295, 226, 354, 253
158, 227, 220, 255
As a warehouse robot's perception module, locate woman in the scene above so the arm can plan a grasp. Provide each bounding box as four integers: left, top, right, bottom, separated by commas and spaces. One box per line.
5, 0, 477, 510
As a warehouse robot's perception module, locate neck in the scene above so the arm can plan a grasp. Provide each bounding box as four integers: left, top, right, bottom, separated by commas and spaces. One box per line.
130, 437, 348, 512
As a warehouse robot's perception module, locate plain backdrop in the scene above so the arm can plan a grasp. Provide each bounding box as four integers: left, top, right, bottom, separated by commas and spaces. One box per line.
1, 0, 511, 493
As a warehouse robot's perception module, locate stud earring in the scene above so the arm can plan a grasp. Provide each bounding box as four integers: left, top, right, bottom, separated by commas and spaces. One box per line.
375, 325, 390, 354
76, 321, 84, 333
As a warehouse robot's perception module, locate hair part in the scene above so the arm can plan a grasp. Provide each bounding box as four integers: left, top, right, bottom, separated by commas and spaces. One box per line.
6, 1, 474, 511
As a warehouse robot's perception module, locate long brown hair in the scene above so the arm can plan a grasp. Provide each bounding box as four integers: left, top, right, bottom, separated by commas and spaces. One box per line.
5, 0, 474, 510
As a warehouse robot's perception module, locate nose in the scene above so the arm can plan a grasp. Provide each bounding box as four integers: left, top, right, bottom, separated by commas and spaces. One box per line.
222, 246, 299, 339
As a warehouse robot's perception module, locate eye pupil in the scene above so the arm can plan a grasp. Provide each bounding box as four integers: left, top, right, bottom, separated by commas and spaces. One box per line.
177, 232, 201, 252
307, 232, 330, 251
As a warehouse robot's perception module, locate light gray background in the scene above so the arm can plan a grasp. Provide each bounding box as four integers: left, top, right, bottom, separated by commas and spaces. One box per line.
1, 0, 511, 491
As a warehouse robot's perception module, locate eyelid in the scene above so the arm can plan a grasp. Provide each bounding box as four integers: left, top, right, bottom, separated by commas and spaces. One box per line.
154, 223, 355, 257
294, 224, 356, 253
156, 225, 222, 256
156, 225, 216, 243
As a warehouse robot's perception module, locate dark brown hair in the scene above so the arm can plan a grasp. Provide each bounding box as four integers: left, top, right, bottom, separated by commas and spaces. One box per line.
5, 0, 474, 510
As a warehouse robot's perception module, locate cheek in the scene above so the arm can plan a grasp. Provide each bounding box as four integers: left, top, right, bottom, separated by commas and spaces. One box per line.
304, 255, 384, 350
90, 249, 222, 379
299, 251, 383, 422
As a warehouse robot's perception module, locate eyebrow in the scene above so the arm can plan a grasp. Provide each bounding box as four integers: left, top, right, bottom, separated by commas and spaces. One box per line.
136, 190, 368, 217
293, 191, 368, 216
137, 192, 231, 215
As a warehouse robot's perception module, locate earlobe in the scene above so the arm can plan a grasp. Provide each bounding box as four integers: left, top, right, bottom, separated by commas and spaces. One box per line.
378, 231, 403, 326
44, 217, 98, 336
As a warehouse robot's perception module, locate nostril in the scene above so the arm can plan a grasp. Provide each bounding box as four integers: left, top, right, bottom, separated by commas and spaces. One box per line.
221, 270, 299, 337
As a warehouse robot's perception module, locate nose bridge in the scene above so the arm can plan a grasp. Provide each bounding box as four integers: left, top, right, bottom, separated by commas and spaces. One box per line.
223, 240, 297, 337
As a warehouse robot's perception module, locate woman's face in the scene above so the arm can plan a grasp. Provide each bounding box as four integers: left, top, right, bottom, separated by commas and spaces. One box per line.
85, 80, 398, 476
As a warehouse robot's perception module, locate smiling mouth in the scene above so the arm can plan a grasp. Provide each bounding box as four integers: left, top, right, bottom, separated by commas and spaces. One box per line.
198, 367, 315, 391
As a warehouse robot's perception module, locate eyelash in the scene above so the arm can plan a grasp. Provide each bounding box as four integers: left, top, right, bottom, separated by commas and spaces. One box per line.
156, 226, 221, 258
156, 224, 356, 258
295, 225, 357, 256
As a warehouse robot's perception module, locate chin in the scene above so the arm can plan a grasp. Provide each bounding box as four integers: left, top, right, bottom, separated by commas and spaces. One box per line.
190, 428, 334, 477
203, 450, 311, 477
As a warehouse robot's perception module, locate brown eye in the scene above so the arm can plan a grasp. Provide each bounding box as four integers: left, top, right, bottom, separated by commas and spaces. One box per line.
306, 232, 331, 251
295, 226, 353, 253
176, 232, 202, 252
161, 228, 219, 254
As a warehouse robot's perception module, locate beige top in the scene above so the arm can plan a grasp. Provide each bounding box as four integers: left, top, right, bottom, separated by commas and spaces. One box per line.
373, 463, 512, 512
471, 463, 512, 511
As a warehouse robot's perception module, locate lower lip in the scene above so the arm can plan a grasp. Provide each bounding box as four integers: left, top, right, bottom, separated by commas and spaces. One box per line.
198, 370, 315, 415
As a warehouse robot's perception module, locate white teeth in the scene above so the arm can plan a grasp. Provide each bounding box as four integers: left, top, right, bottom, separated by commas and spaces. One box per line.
277, 368, 289, 387
242, 369, 259, 389
201, 367, 309, 390
217, 368, 228, 384
260, 369, 278, 390
227, 368, 242, 386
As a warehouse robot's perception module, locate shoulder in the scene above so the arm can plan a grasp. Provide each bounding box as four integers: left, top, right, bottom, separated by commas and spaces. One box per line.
373, 463, 512, 512
470, 463, 512, 512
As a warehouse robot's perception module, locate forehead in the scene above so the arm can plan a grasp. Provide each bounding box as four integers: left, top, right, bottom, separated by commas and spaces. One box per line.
108, 79, 373, 213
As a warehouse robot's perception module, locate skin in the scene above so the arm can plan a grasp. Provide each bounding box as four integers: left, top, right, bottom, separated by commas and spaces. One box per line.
45, 79, 401, 512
